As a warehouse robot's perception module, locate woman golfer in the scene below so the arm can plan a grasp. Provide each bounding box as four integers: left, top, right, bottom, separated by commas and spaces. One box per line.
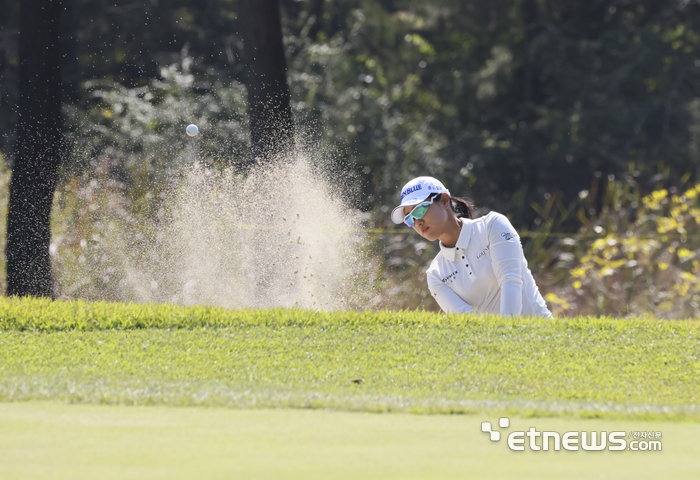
391, 176, 552, 317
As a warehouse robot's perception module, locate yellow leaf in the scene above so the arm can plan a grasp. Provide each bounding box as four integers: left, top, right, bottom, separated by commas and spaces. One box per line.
609, 259, 627, 269
653, 189, 668, 201
592, 239, 607, 250
678, 248, 694, 260
571, 268, 586, 278
657, 217, 677, 233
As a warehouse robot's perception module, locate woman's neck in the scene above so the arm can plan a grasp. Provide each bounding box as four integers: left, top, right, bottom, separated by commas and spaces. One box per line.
438, 216, 463, 248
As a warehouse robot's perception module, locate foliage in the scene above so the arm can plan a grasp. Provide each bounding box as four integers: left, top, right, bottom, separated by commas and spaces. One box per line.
278, 0, 700, 222
3, 1, 700, 314
0, 297, 698, 419
453, 157, 694, 319
3, 0, 700, 217
562, 178, 700, 318
68, 57, 250, 178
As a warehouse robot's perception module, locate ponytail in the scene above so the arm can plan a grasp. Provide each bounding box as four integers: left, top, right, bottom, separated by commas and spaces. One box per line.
449, 196, 474, 219
430, 193, 474, 219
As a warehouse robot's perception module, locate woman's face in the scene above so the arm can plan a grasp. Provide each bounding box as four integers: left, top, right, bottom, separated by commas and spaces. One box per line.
402, 195, 451, 241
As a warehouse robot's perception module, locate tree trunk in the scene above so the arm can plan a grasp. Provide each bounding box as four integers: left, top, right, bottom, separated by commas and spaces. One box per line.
6, 0, 63, 298
239, 0, 294, 162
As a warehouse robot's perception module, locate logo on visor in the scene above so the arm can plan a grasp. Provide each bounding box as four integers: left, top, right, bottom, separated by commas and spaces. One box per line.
401, 184, 422, 201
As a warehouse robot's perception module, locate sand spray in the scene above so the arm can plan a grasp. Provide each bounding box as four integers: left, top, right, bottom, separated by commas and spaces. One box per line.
51, 149, 377, 310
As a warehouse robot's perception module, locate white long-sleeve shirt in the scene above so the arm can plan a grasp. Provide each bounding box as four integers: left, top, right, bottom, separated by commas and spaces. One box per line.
426, 212, 552, 317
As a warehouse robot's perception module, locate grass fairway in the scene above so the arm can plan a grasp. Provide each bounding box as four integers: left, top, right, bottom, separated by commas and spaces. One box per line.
0, 402, 698, 480
1, 298, 698, 478
1, 297, 699, 418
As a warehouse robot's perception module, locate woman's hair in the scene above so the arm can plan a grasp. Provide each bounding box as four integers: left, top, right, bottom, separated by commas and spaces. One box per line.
432, 193, 474, 219
450, 196, 475, 219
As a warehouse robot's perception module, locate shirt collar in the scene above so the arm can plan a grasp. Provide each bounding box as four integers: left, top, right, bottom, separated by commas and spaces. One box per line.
439, 218, 473, 262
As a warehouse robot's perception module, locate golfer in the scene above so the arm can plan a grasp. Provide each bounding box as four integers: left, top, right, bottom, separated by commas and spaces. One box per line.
391, 176, 552, 317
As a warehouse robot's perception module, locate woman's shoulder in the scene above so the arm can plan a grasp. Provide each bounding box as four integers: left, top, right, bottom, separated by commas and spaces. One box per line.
426, 250, 446, 276
479, 210, 508, 222
474, 211, 514, 230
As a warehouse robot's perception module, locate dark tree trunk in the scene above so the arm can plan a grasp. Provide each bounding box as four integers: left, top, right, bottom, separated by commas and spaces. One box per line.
6, 0, 63, 298
239, 0, 294, 162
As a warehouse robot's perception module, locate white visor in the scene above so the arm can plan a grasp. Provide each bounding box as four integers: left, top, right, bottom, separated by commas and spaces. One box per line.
390, 176, 450, 224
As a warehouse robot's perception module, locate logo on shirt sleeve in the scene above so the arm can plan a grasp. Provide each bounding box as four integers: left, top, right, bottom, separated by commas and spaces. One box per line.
500, 232, 514, 241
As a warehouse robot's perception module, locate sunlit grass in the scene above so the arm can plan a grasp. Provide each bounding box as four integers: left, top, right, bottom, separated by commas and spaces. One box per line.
0, 297, 698, 420
2, 402, 698, 480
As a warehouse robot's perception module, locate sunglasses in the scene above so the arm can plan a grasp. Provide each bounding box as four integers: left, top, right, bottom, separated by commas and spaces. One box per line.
404, 195, 436, 227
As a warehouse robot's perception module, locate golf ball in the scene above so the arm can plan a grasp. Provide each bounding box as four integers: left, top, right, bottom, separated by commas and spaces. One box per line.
186, 124, 199, 137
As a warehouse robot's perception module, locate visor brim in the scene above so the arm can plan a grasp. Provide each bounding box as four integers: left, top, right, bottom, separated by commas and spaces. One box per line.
390, 199, 426, 224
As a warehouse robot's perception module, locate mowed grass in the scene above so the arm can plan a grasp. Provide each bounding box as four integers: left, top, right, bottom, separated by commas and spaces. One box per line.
1, 402, 699, 480
0, 296, 698, 419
